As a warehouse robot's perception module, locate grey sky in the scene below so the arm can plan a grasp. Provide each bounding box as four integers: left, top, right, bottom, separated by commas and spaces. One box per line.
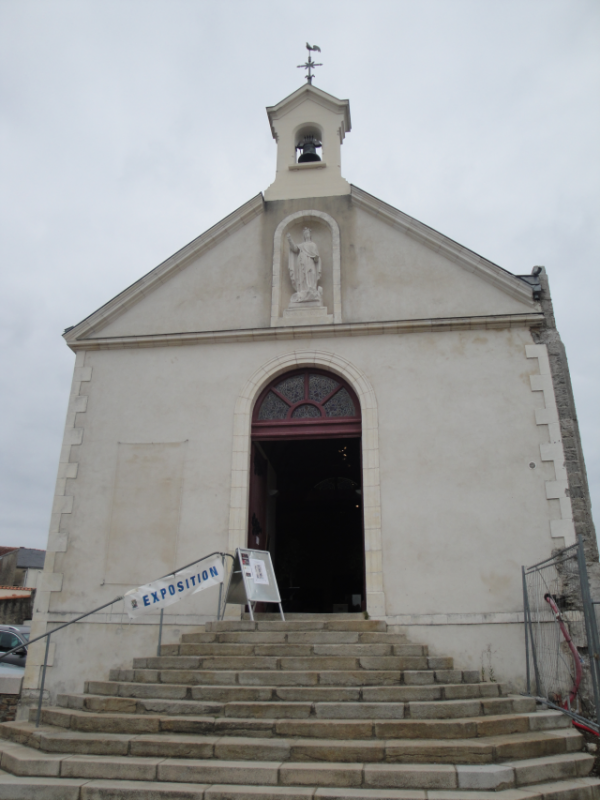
1, 0, 598, 550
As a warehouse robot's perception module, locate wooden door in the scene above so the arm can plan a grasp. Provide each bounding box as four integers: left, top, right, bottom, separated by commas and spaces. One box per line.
248, 443, 268, 550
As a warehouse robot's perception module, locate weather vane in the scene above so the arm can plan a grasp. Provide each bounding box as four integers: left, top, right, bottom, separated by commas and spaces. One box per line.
297, 43, 322, 85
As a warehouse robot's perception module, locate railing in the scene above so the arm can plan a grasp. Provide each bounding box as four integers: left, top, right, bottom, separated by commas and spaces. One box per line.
0, 550, 234, 726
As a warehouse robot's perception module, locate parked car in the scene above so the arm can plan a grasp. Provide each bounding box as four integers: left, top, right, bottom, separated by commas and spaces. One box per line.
0, 625, 29, 667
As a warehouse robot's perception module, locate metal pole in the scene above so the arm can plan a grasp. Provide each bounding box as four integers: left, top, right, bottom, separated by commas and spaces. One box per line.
217, 554, 225, 620
523, 570, 542, 696
0, 596, 123, 664
577, 535, 600, 724
157, 608, 164, 657
522, 566, 531, 695
35, 634, 51, 728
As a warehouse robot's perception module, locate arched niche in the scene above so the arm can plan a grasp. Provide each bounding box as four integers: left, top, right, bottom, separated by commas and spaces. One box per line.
270, 210, 342, 327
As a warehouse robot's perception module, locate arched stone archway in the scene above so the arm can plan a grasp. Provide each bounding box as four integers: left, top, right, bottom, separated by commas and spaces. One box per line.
227, 350, 385, 616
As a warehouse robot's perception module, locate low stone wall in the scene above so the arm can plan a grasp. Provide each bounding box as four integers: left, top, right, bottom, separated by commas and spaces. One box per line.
0, 592, 34, 625
0, 673, 23, 723
0, 693, 19, 723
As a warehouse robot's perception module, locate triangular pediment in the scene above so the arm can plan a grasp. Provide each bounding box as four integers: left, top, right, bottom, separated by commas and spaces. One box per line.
63, 187, 540, 350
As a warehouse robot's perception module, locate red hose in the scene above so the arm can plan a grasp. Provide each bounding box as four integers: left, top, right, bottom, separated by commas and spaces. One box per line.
544, 593, 584, 708
573, 720, 600, 737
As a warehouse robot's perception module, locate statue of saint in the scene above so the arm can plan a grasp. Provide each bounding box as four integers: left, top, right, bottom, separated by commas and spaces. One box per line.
286, 227, 323, 304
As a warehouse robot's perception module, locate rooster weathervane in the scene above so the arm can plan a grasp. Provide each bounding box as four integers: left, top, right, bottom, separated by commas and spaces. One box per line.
297, 43, 322, 85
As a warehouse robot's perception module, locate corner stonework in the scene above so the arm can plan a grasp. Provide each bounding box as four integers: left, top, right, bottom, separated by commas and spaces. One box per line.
18, 351, 91, 719
526, 344, 576, 546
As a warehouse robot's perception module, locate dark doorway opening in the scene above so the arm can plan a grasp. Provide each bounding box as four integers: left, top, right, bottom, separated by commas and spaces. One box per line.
257, 437, 364, 614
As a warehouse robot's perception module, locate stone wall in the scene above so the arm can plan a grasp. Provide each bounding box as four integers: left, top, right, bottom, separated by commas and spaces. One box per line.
0, 694, 19, 723
0, 593, 34, 626
533, 267, 598, 565
0, 550, 18, 587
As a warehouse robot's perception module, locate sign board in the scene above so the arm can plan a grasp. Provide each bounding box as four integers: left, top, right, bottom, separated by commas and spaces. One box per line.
224, 548, 284, 620
124, 554, 224, 619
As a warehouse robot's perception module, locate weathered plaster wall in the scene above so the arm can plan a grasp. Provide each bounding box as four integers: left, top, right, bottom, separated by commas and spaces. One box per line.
25, 324, 564, 701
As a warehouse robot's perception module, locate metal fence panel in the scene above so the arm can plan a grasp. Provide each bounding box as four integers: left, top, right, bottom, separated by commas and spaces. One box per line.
523, 536, 600, 730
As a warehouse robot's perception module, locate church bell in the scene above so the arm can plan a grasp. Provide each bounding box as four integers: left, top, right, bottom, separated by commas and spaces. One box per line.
296, 134, 322, 163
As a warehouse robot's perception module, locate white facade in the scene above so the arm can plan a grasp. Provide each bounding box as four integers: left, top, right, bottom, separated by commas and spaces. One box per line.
22, 84, 587, 709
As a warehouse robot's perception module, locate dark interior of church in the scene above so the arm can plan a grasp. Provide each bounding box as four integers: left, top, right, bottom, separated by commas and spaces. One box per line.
259, 437, 365, 613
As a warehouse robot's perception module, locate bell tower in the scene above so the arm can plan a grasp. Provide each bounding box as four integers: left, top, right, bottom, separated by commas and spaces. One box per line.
264, 84, 352, 201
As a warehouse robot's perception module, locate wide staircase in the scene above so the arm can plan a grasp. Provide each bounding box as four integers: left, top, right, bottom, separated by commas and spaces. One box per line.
0, 616, 598, 799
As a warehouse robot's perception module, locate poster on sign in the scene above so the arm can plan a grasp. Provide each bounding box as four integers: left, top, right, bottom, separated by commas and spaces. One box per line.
250, 558, 269, 585
124, 554, 224, 619
224, 548, 284, 620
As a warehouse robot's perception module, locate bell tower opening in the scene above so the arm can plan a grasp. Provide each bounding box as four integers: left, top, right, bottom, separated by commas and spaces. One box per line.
249, 369, 365, 613
296, 127, 323, 163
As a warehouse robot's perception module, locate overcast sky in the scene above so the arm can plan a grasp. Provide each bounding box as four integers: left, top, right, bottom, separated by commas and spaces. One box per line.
1, 0, 599, 552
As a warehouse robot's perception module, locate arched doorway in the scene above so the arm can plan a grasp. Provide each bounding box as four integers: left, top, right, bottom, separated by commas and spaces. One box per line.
249, 368, 364, 613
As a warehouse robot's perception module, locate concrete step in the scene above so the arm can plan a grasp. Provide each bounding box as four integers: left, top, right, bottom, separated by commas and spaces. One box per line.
131, 655, 441, 671
0, 740, 595, 790
15, 708, 577, 743
85, 681, 506, 704
0, 726, 581, 766
110, 668, 477, 687
165, 643, 428, 657
180, 631, 410, 645
0, 771, 598, 800
242, 613, 367, 620
56, 692, 535, 721
205, 620, 388, 632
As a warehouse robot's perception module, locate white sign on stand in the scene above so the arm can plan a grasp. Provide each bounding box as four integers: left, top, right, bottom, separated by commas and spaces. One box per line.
223, 548, 285, 620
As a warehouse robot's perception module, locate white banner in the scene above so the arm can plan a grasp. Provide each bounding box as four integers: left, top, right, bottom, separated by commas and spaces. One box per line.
124, 554, 224, 619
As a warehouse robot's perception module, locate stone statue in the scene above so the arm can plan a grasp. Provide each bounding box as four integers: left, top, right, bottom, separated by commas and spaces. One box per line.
286, 227, 323, 304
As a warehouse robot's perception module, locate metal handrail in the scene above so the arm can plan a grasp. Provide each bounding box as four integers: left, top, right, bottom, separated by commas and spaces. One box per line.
0, 549, 234, 726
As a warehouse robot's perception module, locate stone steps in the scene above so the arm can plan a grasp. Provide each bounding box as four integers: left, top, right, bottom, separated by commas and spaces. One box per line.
0, 740, 595, 793
0, 721, 580, 762
132, 655, 446, 671
0, 617, 597, 797
181, 631, 410, 644
0, 772, 599, 800
166, 643, 427, 656
0, 707, 576, 743
204, 620, 388, 631
112, 668, 476, 687
83, 680, 507, 703
56, 692, 534, 720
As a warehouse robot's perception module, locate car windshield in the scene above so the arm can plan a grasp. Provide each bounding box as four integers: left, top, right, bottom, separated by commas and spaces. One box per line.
21, 633, 29, 641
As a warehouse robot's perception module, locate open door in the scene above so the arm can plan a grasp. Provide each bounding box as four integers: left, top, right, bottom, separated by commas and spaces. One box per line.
249, 368, 364, 613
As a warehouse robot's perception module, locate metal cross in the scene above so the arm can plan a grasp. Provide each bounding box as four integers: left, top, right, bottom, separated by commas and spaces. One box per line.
297, 43, 322, 85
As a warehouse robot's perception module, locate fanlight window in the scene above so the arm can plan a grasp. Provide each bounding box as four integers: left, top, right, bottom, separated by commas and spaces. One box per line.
252, 369, 360, 439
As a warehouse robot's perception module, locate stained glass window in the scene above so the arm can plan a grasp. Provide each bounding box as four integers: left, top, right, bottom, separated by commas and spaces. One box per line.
309, 374, 338, 402
254, 370, 359, 424
324, 388, 356, 418
258, 392, 289, 420
291, 404, 321, 419
275, 375, 305, 403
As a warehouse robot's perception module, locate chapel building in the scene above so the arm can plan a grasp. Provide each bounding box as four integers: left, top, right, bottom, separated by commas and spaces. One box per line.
23, 83, 597, 704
